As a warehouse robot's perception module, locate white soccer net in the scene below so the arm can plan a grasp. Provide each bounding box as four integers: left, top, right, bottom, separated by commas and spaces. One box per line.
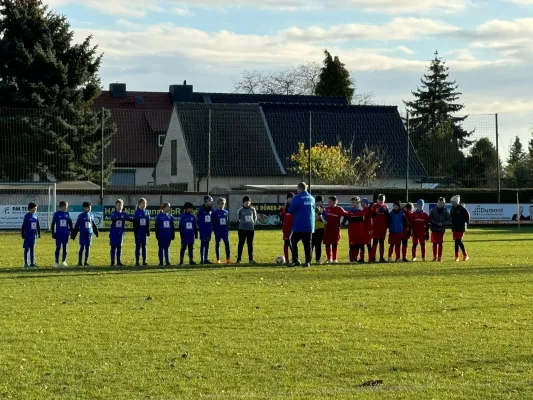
0, 183, 57, 231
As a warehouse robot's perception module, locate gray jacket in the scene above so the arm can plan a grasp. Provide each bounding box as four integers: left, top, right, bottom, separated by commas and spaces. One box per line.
236, 207, 257, 230
429, 206, 452, 233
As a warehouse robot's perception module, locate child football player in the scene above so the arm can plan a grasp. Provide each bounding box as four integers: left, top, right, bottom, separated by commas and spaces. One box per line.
346, 197, 366, 263
212, 197, 231, 264
279, 192, 294, 264
411, 199, 430, 261
21, 202, 40, 268
179, 202, 198, 266
109, 199, 131, 267
133, 198, 150, 266
401, 202, 414, 262
51, 201, 73, 267
312, 195, 325, 264
154, 203, 175, 267
197, 196, 214, 264
71, 201, 99, 266
323, 196, 348, 263
388, 200, 406, 262
361, 198, 373, 262
429, 197, 452, 262
236, 196, 257, 264
450, 195, 471, 262
370, 194, 389, 263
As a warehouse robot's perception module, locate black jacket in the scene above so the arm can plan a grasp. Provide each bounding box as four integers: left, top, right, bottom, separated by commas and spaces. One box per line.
450, 204, 470, 232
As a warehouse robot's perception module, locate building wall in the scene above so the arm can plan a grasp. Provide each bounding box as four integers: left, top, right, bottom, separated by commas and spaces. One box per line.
154, 108, 195, 189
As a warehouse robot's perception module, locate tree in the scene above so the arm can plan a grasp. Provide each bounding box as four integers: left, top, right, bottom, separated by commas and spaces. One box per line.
404, 51, 472, 182
290, 142, 381, 185
465, 138, 501, 188
508, 136, 525, 166
0, 0, 115, 182
315, 50, 355, 103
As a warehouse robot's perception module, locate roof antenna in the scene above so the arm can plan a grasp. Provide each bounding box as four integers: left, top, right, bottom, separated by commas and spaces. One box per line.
184, 80, 187, 85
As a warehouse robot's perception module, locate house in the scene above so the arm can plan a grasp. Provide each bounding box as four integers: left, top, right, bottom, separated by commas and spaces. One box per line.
95, 82, 427, 190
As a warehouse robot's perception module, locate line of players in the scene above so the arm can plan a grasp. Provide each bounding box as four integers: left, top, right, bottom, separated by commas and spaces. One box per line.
20, 195, 256, 268
280, 193, 471, 264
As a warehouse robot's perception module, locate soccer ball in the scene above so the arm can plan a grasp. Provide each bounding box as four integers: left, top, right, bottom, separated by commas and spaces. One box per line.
276, 255, 286, 264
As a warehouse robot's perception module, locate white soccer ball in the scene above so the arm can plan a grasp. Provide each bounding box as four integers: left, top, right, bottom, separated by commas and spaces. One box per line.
276, 255, 286, 264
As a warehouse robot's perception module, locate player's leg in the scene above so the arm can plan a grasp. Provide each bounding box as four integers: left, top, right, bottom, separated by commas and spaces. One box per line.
224, 237, 231, 263
454, 238, 460, 261
247, 231, 255, 263
237, 230, 246, 263
332, 243, 339, 262
412, 238, 418, 260
303, 232, 312, 265
117, 244, 123, 266
420, 240, 426, 260
204, 239, 211, 263
284, 239, 290, 262
179, 243, 186, 265
395, 244, 401, 261
84, 244, 91, 265
158, 242, 164, 266
141, 241, 147, 265
54, 239, 61, 265
62, 240, 68, 264
110, 245, 116, 266
215, 235, 221, 262
188, 243, 195, 264
289, 232, 301, 264
78, 244, 84, 266
164, 243, 170, 265
379, 238, 386, 261
402, 239, 408, 261
135, 241, 141, 265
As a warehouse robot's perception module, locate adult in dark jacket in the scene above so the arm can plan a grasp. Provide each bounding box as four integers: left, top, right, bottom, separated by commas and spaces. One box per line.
288, 182, 315, 267
429, 197, 452, 262
450, 195, 470, 262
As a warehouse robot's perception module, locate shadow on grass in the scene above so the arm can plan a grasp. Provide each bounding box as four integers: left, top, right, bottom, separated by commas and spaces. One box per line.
0, 262, 531, 281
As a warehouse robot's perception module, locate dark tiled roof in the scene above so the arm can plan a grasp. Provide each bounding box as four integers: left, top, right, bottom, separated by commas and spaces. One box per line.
93, 91, 172, 167
194, 93, 348, 105
175, 103, 283, 177
260, 104, 427, 178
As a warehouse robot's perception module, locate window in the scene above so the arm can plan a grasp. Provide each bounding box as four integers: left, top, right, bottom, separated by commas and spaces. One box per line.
171, 140, 177, 176
158, 134, 166, 147
111, 170, 136, 186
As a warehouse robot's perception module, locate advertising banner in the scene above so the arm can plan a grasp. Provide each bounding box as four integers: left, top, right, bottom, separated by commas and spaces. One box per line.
0, 205, 104, 230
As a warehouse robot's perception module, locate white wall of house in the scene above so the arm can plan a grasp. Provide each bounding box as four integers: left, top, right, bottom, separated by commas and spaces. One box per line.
135, 168, 155, 186
154, 108, 195, 189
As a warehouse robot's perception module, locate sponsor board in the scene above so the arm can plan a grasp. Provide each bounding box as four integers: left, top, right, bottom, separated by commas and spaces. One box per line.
0, 205, 104, 229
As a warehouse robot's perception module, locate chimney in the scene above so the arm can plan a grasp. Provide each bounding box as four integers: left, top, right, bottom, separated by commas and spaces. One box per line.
110, 83, 127, 98
169, 81, 193, 103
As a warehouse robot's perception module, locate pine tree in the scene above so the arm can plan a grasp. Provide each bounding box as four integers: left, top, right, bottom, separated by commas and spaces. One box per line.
508, 136, 525, 166
0, 0, 115, 182
528, 127, 533, 159
404, 51, 472, 180
315, 50, 355, 103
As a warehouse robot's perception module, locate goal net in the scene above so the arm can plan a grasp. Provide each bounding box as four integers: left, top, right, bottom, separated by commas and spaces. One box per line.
0, 183, 57, 231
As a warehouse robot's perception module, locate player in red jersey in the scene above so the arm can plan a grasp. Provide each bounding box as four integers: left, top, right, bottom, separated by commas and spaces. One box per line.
411, 199, 430, 261
401, 202, 414, 262
323, 196, 348, 263
346, 197, 367, 263
370, 194, 389, 263
360, 198, 373, 262
279, 192, 294, 264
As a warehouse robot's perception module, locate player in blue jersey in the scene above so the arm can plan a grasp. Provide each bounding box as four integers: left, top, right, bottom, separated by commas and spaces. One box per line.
197, 195, 213, 264
109, 199, 131, 267
154, 202, 175, 267
133, 198, 150, 267
71, 201, 99, 266
51, 201, 73, 267
212, 197, 230, 264
178, 202, 198, 266
21, 202, 41, 268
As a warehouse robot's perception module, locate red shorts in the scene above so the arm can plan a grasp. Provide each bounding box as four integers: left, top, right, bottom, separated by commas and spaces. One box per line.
324, 229, 341, 245
372, 229, 387, 240
412, 236, 426, 245
283, 231, 291, 241
388, 233, 403, 245
453, 232, 464, 241
431, 232, 444, 244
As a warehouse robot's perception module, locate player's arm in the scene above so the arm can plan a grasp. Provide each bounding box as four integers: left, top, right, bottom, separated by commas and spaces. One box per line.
37, 218, 41, 238
21, 217, 26, 239
154, 218, 160, 240
71, 216, 79, 239
171, 217, 176, 241
92, 219, 99, 237
68, 216, 73, 233
51, 216, 56, 237
133, 214, 139, 236
194, 216, 199, 239
252, 208, 258, 224
464, 207, 471, 226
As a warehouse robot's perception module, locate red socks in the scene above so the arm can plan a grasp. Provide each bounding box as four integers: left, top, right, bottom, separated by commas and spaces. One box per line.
421, 244, 426, 259
388, 245, 394, 258
332, 245, 338, 261
326, 245, 331, 261
402, 244, 408, 260
379, 242, 385, 259
438, 244, 443, 259
284, 245, 289, 261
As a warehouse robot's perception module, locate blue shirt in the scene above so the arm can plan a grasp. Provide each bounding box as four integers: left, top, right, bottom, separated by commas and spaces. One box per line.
155, 213, 175, 242
196, 205, 213, 239
52, 211, 72, 239
75, 212, 96, 235
179, 213, 197, 244
22, 212, 40, 240
133, 209, 150, 238
110, 211, 130, 239
389, 210, 405, 234
212, 209, 229, 237
288, 191, 316, 233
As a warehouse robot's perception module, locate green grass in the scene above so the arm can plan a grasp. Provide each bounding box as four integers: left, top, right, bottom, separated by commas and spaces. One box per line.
0, 228, 532, 399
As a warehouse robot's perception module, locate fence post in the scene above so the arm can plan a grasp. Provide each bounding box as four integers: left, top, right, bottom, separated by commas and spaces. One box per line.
495, 113, 501, 203
207, 109, 212, 196
406, 111, 410, 202
100, 107, 104, 205
308, 111, 312, 193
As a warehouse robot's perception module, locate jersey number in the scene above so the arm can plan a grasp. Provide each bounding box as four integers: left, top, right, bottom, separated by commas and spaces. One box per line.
85, 222, 91, 229
245, 215, 251, 222
220, 218, 227, 225
163, 221, 170, 228
205, 215, 211, 223
116, 220, 123, 228
140, 219, 147, 226
60, 220, 67, 227
30, 222, 37, 230
186, 222, 193, 230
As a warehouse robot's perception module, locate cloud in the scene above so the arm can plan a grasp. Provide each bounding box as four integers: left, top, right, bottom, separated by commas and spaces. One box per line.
45, 0, 162, 17
173, 6, 194, 16
281, 18, 460, 42
506, 0, 533, 4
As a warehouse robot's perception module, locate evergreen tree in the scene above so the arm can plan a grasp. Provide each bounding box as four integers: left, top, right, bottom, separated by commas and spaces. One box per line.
315, 50, 355, 103
0, 0, 114, 182
404, 51, 472, 181
465, 138, 501, 188
508, 136, 525, 166
528, 127, 533, 159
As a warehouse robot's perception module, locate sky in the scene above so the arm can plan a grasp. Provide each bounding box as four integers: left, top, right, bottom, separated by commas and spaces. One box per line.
45, 0, 533, 159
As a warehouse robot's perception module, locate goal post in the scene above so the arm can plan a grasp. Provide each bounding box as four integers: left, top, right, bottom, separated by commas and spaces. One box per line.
0, 183, 57, 231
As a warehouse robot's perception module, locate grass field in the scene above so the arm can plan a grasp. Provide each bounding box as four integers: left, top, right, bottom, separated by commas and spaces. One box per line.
0, 228, 532, 399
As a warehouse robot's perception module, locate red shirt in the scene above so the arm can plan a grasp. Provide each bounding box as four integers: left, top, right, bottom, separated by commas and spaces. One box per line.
324, 206, 348, 232
280, 204, 294, 233
363, 206, 372, 233
412, 210, 430, 237
347, 208, 366, 241
371, 203, 389, 232
403, 211, 414, 236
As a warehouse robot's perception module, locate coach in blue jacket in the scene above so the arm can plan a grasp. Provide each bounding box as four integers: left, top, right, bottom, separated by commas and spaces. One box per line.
288, 182, 315, 267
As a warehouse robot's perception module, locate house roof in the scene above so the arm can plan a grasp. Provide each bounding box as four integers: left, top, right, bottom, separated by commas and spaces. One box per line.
193, 93, 349, 105
260, 103, 427, 178
175, 103, 284, 177
93, 91, 172, 167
